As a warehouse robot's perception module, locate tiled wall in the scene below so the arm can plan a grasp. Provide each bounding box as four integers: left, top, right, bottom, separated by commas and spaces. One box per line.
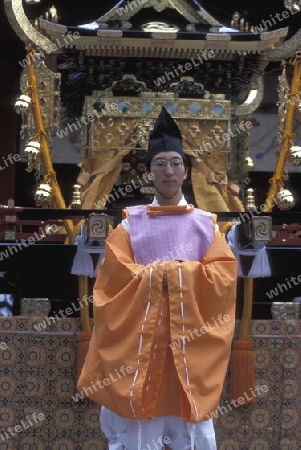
0, 317, 300, 450
216, 320, 301, 450
0, 317, 106, 450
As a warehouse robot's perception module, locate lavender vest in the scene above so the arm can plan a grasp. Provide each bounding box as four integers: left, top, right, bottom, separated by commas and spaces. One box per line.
126, 205, 214, 265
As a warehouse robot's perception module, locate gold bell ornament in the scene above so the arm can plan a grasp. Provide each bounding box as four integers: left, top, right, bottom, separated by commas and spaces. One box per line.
276, 187, 295, 210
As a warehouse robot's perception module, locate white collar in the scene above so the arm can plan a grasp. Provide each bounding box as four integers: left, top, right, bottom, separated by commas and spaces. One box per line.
151, 196, 187, 206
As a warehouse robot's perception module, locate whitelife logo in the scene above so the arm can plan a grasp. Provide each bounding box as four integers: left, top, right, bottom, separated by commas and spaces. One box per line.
72, 365, 133, 402
266, 275, 301, 300
0, 225, 59, 262
252, 7, 299, 33
0, 413, 45, 442
55, 102, 118, 139
116, 0, 148, 16
153, 50, 215, 88
94, 172, 155, 209
18, 32, 81, 68
33, 295, 94, 332
206, 385, 268, 420
169, 313, 231, 351
0, 153, 21, 171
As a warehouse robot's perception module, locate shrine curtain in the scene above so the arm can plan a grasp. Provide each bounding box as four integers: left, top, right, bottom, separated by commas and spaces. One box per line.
78, 117, 244, 212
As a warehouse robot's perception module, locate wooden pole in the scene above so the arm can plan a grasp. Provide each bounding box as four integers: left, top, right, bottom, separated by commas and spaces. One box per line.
264, 54, 301, 213
26, 47, 74, 242
25, 48, 93, 380
230, 54, 301, 406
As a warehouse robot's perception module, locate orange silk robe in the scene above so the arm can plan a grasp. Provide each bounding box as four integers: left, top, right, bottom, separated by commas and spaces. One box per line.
77, 219, 237, 423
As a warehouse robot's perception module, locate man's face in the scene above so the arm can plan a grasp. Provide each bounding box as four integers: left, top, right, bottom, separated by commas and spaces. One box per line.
149, 151, 187, 198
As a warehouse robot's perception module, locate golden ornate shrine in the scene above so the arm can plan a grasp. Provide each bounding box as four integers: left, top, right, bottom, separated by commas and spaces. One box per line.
4, 0, 299, 214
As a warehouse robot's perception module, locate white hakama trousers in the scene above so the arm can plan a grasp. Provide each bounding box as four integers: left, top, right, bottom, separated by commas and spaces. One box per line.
100, 407, 217, 450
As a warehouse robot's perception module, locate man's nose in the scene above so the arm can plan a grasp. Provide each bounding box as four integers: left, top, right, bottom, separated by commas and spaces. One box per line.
164, 162, 175, 174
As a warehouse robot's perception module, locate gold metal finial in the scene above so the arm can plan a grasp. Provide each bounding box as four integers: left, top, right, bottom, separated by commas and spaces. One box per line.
245, 188, 256, 211
71, 184, 82, 209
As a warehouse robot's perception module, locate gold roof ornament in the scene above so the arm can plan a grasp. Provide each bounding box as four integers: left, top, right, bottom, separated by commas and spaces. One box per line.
95, 0, 222, 27
5, 0, 289, 57
4, 0, 294, 122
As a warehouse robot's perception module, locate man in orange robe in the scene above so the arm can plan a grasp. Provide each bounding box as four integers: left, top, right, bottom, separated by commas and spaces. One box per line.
77, 107, 237, 449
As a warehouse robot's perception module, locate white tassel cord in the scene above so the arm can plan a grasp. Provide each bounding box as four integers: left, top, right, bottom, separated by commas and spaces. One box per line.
227, 223, 271, 278
71, 224, 105, 277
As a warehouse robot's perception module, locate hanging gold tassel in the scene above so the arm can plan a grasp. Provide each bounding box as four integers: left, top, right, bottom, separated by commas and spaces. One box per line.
224, 217, 255, 401
230, 277, 255, 405
76, 329, 92, 385
76, 274, 92, 385
75, 223, 113, 385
